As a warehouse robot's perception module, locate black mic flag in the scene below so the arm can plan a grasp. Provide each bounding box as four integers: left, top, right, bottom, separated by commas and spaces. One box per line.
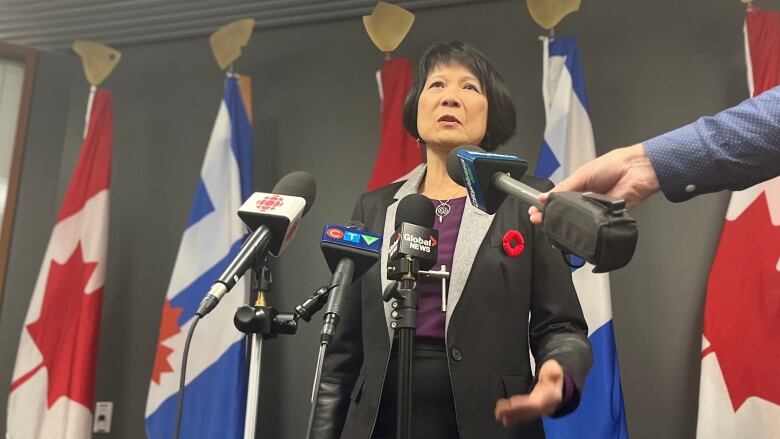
388, 193, 438, 275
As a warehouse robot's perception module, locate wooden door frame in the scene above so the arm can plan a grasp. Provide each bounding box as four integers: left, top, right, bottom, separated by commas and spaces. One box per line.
0, 42, 38, 307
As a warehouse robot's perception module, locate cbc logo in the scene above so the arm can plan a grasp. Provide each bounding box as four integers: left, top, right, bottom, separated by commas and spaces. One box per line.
326, 228, 344, 239
257, 195, 284, 212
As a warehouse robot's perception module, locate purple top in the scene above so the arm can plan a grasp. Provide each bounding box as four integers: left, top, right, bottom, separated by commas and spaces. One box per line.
415, 197, 466, 338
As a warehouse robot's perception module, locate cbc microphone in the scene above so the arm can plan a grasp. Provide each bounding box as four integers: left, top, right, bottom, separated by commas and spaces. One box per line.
196, 171, 317, 317
446, 146, 638, 272
319, 222, 382, 344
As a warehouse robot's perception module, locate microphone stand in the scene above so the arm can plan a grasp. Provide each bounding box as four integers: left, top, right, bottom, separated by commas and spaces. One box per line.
304, 329, 328, 439
235, 260, 333, 439
241, 263, 270, 439
383, 255, 422, 439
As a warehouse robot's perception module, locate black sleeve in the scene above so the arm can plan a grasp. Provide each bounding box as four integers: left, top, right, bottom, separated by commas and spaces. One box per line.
528, 218, 593, 417
308, 195, 367, 439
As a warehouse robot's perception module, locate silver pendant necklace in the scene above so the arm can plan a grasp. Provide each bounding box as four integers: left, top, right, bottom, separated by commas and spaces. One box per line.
435, 199, 451, 222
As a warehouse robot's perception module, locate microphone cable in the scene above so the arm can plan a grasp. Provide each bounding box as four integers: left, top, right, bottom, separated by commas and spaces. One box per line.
172, 314, 201, 439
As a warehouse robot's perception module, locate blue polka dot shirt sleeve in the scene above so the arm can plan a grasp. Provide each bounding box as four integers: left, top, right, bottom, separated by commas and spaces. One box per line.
643, 85, 780, 202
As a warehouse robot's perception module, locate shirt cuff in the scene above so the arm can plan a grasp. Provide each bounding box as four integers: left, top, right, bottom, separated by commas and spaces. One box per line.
644, 124, 717, 203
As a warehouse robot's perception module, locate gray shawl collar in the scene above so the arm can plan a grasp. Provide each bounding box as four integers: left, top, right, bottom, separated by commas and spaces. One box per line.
379, 164, 495, 341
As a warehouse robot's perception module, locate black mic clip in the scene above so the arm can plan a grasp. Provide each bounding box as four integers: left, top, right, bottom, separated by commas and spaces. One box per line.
386, 257, 420, 281
295, 285, 336, 322
382, 281, 400, 302
233, 285, 335, 339
382, 280, 419, 331
383, 256, 420, 329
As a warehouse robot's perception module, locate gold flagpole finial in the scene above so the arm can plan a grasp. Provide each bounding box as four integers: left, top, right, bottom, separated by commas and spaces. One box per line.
363, 2, 415, 53
210, 18, 255, 70
527, 0, 581, 30
72, 40, 121, 86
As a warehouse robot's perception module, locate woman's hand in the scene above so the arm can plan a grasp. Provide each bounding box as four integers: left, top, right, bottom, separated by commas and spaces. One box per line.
494, 359, 564, 427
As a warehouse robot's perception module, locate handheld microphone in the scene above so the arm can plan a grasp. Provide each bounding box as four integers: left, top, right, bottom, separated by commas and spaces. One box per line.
196, 171, 317, 317
446, 146, 638, 272
387, 194, 438, 279
319, 222, 382, 344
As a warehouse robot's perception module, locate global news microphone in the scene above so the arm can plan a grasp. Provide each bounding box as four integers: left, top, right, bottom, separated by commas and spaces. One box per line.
309, 42, 592, 439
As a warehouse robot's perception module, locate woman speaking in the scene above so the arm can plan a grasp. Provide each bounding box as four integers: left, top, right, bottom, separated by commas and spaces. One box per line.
310, 41, 592, 439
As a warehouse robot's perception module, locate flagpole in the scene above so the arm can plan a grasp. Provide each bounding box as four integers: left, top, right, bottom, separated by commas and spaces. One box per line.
83, 85, 97, 139
221, 54, 266, 439
206, 21, 268, 437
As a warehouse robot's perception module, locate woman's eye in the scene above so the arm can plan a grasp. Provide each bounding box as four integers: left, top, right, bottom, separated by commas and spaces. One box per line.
429, 81, 445, 88
464, 83, 481, 93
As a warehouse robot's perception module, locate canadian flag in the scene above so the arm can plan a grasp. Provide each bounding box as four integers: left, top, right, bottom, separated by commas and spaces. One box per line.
367, 57, 423, 191
696, 7, 780, 439
6, 89, 112, 439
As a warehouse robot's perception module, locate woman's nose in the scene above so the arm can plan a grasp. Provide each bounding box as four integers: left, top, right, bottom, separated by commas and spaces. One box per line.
441, 95, 461, 108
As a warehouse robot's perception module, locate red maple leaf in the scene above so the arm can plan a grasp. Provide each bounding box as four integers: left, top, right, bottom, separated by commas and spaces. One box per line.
10, 244, 103, 409
703, 193, 780, 410
151, 300, 183, 384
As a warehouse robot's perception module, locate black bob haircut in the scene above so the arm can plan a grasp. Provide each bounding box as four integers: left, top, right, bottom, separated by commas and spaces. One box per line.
402, 41, 517, 151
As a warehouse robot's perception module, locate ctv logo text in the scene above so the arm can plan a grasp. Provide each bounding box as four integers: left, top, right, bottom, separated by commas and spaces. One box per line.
343, 231, 361, 243
326, 228, 344, 239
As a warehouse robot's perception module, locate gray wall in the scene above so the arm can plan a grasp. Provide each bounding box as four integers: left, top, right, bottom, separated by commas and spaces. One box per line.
0, 0, 749, 437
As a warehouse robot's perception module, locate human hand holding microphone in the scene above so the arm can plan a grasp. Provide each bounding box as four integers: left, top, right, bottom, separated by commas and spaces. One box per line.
528, 143, 661, 225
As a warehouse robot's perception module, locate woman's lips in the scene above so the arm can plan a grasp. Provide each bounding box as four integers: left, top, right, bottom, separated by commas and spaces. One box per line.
437, 114, 461, 126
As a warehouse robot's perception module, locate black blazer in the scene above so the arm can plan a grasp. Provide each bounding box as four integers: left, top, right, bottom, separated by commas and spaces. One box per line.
310, 165, 592, 439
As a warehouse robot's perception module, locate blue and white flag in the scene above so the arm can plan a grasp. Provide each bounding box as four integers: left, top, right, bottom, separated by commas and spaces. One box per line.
536, 37, 629, 439
145, 76, 253, 439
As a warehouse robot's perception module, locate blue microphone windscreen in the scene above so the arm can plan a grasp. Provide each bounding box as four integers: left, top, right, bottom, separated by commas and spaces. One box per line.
446, 145, 484, 187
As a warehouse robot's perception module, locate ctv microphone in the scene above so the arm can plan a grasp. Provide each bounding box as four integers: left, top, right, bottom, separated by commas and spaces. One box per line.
318, 222, 381, 344
305, 223, 382, 435
446, 146, 638, 272
196, 171, 317, 317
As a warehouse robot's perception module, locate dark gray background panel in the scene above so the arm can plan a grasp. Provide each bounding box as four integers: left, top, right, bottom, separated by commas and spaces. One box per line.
0, 0, 747, 437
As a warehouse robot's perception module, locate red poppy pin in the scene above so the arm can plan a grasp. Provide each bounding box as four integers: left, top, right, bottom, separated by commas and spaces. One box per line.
502, 229, 525, 257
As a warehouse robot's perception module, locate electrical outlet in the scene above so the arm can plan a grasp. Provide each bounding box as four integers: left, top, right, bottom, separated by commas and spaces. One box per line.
93, 401, 113, 433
